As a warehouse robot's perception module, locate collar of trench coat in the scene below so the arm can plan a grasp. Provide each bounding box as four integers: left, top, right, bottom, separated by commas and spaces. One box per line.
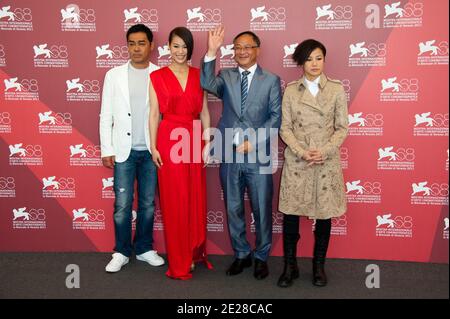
296, 73, 329, 91
292, 73, 330, 115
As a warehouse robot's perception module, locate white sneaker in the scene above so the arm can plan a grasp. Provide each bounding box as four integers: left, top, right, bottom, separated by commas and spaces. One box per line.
105, 252, 129, 273
136, 250, 165, 266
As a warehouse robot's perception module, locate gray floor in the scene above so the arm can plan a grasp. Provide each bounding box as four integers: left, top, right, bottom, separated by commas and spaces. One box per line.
0, 253, 448, 299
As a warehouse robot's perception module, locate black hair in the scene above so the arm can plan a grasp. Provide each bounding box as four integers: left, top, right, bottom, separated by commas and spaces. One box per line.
169, 27, 194, 60
126, 24, 153, 43
233, 31, 261, 47
292, 39, 327, 66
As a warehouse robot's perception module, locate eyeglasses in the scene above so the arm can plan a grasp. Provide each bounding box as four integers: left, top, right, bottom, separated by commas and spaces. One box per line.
232, 45, 259, 52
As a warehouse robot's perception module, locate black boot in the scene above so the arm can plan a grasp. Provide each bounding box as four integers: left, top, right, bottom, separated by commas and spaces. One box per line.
312, 262, 327, 287
277, 233, 300, 288
312, 219, 331, 287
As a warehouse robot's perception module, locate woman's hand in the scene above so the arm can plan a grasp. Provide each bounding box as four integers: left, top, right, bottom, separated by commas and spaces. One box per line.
202, 141, 211, 167
151, 149, 163, 168
303, 150, 324, 166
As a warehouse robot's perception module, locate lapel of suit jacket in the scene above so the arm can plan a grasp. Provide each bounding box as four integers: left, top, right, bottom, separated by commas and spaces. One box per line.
119, 61, 131, 111
230, 67, 242, 116
243, 65, 264, 114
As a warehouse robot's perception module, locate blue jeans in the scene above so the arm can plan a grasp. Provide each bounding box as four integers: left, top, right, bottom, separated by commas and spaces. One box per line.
113, 150, 157, 257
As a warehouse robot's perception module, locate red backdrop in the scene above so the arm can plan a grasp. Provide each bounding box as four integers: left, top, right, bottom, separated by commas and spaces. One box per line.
0, 0, 448, 263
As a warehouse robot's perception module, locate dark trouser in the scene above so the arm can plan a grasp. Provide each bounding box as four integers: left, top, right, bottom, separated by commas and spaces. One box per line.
283, 214, 331, 263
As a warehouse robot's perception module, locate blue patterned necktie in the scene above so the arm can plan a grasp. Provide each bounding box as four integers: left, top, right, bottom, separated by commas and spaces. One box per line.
241, 70, 251, 113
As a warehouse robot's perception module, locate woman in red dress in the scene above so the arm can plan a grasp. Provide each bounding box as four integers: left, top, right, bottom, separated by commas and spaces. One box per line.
149, 27, 212, 280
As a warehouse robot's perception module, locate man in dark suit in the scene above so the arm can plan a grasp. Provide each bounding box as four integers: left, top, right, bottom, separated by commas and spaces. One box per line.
201, 26, 281, 280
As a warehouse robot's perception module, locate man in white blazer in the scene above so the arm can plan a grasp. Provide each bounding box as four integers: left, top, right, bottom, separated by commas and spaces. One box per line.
100, 24, 164, 272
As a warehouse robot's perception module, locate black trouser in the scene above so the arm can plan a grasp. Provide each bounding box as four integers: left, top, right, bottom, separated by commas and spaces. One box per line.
283, 214, 331, 239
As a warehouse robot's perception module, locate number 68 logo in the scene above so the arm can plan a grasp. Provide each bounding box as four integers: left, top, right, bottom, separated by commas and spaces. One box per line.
87, 209, 105, 222
0, 177, 15, 190
207, 210, 224, 224
393, 216, 413, 229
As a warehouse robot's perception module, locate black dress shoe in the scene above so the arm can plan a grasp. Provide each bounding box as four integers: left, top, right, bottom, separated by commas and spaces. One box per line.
226, 256, 252, 276
254, 259, 269, 280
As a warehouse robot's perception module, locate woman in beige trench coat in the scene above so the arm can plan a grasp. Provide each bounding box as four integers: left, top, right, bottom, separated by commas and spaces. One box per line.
277, 39, 348, 288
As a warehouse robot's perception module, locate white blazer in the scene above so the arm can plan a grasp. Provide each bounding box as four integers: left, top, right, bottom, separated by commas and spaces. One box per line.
99, 60, 159, 163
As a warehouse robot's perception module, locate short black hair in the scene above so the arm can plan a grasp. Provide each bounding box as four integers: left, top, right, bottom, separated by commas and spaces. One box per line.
292, 39, 327, 66
126, 24, 153, 43
169, 27, 194, 60
233, 31, 261, 47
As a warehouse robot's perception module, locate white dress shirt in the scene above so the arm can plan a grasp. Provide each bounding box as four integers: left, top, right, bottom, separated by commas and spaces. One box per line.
304, 76, 320, 97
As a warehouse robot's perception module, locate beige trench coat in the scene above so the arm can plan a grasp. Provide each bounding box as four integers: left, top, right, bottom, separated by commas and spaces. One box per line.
278, 74, 348, 219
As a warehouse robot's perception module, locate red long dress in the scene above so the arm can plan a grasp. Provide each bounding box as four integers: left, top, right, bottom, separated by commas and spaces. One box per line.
150, 66, 212, 280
